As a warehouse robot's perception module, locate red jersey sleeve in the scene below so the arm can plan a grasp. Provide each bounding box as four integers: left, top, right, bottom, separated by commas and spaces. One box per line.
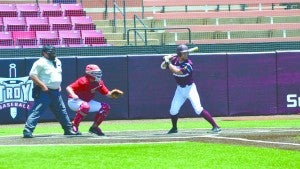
69, 77, 86, 91
98, 80, 109, 95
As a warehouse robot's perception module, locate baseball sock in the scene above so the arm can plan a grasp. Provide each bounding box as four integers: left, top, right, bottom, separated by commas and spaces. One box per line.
171, 115, 178, 129
201, 109, 219, 128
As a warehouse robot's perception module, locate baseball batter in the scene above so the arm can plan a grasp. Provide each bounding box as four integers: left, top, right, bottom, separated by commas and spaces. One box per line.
161, 44, 221, 134
66, 64, 123, 136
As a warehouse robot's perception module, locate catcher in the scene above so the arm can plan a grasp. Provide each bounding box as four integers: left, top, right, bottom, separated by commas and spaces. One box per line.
66, 64, 123, 136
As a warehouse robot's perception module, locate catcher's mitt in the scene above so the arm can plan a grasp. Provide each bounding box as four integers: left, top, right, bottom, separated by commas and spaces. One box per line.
110, 89, 124, 99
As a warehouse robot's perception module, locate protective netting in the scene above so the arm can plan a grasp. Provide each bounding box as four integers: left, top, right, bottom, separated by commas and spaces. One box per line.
0, 0, 299, 57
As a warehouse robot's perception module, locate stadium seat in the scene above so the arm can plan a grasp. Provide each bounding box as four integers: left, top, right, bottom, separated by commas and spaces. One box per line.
0, 4, 18, 17
36, 31, 61, 45
0, 31, 14, 46
3, 17, 27, 31
16, 3, 40, 17
0, 45, 21, 49
26, 17, 50, 31
53, 0, 77, 4
39, 3, 63, 17
71, 16, 96, 30
0, 18, 4, 31
49, 17, 73, 30
81, 30, 106, 45
12, 31, 37, 46
61, 3, 85, 16
22, 45, 43, 48
58, 30, 82, 45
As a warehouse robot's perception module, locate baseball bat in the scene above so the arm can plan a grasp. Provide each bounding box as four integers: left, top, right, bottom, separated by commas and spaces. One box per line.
161, 46, 199, 69
187, 47, 199, 53
164, 46, 199, 60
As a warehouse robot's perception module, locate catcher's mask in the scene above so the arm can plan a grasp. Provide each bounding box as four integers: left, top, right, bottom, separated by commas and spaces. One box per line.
176, 44, 189, 57
42, 45, 56, 61
85, 64, 102, 82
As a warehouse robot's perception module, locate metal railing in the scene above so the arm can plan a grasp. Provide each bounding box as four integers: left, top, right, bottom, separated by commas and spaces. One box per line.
132, 14, 149, 46
127, 27, 191, 46
113, 0, 127, 39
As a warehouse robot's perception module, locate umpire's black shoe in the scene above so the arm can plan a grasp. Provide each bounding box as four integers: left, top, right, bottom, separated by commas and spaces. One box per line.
167, 127, 178, 134
23, 132, 33, 138
64, 129, 78, 136
23, 129, 33, 138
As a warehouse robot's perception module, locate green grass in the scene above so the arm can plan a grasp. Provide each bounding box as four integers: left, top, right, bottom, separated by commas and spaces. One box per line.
0, 142, 299, 169
0, 117, 299, 169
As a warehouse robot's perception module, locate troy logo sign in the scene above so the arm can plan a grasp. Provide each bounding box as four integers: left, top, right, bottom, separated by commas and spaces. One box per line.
0, 63, 34, 119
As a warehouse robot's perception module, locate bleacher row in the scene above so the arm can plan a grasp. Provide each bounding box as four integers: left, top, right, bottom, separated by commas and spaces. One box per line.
0, 3, 110, 48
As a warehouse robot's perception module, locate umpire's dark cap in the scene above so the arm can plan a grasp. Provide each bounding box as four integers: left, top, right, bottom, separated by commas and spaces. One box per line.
42, 45, 55, 54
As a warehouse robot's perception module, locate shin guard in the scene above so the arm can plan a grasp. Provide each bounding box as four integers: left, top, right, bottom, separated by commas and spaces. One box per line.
94, 102, 110, 127
73, 102, 90, 127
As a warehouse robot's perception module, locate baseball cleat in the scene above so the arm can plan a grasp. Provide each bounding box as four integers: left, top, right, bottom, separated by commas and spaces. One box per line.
167, 127, 178, 134
208, 127, 221, 134
89, 127, 105, 136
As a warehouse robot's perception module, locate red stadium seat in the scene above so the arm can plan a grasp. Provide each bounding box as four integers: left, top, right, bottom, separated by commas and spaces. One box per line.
59, 30, 82, 45
36, 31, 61, 45
0, 4, 18, 17
0, 45, 21, 49
3, 17, 27, 31
26, 17, 50, 31
0, 31, 14, 46
81, 30, 105, 45
71, 16, 95, 30
12, 31, 37, 46
16, 3, 40, 17
39, 3, 62, 17
61, 3, 85, 16
0, 18, 4, 31
49, 17, 72, 30
22, 45, 43, 48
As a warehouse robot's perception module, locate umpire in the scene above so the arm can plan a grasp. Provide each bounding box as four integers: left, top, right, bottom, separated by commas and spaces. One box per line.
23, 45, 77, 138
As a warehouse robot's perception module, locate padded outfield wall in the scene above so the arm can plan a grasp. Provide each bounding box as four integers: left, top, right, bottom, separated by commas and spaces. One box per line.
0, 51, 299, 124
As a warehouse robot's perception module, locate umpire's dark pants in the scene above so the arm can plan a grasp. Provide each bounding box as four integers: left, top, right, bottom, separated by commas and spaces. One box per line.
23, 89, 72, 134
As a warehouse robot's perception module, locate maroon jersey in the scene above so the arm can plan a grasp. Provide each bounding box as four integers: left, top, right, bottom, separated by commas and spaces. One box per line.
68, 75, 109, 102
171, 57, 194, 87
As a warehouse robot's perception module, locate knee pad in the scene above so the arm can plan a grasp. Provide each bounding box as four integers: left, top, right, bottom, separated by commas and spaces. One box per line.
79, 102, 90, 114
99, 102, 110, 116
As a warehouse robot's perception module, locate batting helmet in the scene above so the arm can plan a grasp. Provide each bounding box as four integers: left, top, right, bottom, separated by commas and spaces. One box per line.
85, 64, 102, 82
42, 45, 56, 61
176, 44, 189, 56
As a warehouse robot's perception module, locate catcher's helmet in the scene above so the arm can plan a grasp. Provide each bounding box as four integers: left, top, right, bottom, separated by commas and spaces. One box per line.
42, 45, 56, 61
176, 44, 189, 56
85, 64, 102, 82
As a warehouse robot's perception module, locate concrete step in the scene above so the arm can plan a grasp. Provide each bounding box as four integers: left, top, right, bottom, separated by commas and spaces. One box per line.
107, 39, 160, 46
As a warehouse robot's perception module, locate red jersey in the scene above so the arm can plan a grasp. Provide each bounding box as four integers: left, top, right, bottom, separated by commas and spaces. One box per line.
68, 75, 109, 102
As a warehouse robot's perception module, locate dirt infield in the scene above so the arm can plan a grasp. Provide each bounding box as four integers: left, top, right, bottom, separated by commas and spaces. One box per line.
0, 128, 299, 151
0, 115, 299, 151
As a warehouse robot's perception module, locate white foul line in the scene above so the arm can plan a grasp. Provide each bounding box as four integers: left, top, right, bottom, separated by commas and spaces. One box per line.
204, 135, 300, 146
